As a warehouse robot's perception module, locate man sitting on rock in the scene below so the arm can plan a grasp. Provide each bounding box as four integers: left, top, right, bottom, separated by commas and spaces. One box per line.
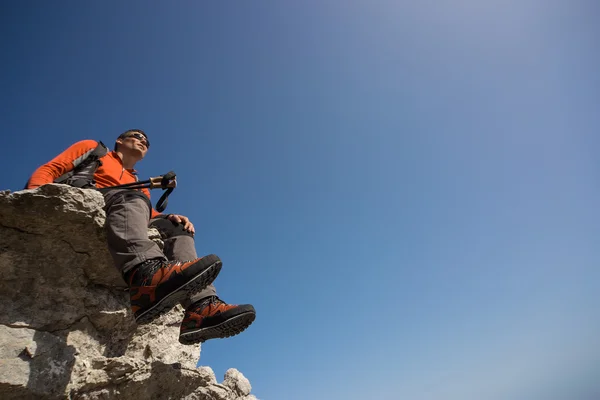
26, 129, 256, 345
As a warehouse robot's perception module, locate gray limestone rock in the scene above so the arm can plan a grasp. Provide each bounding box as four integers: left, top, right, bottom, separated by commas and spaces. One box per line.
0, 185, 257, 400
223, 368, 253, 396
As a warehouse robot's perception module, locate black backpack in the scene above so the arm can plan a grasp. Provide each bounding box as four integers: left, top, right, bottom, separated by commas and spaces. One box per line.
26, 141, 109, 189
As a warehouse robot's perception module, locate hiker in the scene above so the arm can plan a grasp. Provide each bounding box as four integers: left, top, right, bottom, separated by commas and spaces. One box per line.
26, 129, 256, 344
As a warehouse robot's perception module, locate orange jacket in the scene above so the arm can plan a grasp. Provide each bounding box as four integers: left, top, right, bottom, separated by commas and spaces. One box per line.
27, 139, 162, 218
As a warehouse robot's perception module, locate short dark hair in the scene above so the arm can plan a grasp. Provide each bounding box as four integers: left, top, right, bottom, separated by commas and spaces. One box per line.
114, 129, 148, 151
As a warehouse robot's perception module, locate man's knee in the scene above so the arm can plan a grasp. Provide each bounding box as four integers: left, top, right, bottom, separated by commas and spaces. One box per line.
149, 218, 194, 239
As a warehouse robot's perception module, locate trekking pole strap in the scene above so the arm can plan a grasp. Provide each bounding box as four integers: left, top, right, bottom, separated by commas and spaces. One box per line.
154, 171, 176, 212
156, 187, 173, 212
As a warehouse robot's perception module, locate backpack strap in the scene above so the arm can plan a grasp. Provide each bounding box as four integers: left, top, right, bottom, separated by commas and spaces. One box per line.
54, 141, 109, 188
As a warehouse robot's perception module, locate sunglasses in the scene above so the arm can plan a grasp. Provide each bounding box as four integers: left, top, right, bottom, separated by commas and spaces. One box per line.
125, 132, 150, 148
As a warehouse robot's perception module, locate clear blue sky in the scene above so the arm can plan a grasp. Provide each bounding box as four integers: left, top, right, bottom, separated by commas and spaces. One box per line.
1, 2, 599, 399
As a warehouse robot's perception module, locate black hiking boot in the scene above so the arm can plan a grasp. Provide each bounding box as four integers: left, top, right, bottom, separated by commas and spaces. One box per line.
125, 255, 222, 325
179, 296, 256, 344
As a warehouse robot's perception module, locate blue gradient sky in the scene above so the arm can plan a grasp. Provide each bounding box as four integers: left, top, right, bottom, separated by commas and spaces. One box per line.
1, 2, 599, 399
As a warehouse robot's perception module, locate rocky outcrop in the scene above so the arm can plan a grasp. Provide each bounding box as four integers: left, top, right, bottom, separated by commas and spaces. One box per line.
0, 185, 257, 400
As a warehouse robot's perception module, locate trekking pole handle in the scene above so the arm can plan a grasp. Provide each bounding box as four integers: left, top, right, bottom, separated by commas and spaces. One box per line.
149, 174, 177, 189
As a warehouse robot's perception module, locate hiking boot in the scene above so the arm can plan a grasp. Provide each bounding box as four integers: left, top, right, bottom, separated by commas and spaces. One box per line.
125, 255, 222, 325
179, 296, 256, 344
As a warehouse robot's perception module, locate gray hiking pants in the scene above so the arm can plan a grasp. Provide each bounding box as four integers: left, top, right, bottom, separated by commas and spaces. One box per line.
103, 189, 216, 306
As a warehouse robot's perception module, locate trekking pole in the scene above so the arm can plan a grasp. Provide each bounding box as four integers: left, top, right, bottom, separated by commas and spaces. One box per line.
98, 171, 177, 212
105, 171, 177, 190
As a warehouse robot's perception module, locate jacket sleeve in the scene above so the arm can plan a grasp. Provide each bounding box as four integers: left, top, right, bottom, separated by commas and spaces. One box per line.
27, 140, 99, 189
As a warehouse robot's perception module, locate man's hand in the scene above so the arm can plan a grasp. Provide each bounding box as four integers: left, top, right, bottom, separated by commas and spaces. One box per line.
167, 214, 195, 235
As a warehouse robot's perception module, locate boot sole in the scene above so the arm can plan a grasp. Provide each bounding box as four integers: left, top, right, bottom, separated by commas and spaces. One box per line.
135, 260, 222, 325
179, 310, 256, 345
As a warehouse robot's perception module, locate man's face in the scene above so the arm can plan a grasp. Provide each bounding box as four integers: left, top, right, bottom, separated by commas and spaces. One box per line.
118, 132, 149, 158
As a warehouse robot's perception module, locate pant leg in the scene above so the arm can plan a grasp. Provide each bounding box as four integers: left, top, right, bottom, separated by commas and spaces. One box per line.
104, 189, 166, 276
149, 218, 217, 307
